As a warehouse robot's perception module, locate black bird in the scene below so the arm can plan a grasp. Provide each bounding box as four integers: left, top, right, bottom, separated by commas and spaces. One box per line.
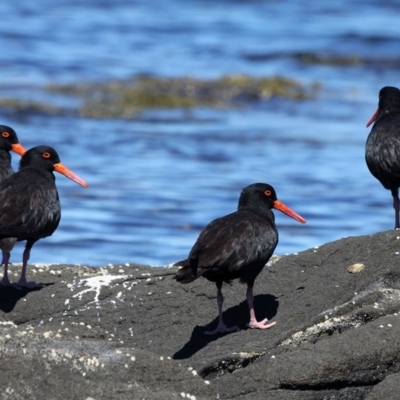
366, 86, 400, 229
0, 125, 26, 180
0, 125, 27, 266
0, 145, 88, 287
173, 183, 306, 335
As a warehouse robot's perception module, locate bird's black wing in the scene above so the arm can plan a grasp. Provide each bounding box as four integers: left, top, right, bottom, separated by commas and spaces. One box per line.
189, 210, 278, 274
0, 170, 61, 238
366, 115, 400, 182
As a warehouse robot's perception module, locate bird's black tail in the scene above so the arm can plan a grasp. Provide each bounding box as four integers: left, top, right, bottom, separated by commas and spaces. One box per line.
173, 259, 198, 284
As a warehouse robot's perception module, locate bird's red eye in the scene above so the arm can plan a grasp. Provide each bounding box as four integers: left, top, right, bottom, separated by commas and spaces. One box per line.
1, 131, 10, 138
264, 190, 272, 196
42, 152, 51, 159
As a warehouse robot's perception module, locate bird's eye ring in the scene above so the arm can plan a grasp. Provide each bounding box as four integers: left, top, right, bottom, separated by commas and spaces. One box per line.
1, 131, 10, 138
264, 190, 272, 196
43, 152, 51, 159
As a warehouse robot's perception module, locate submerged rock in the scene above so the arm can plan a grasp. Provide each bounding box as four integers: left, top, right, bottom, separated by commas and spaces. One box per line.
1, 230, 400, 399
46, 74, 319, 119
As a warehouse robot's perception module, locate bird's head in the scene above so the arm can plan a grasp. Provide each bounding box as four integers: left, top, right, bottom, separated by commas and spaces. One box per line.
0, 125, 26, 155
239, 183, 306, 223
19, 145, 88, 188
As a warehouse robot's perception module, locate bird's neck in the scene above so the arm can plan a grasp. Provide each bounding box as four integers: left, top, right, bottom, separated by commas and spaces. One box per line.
377, 99, 400, 123
0, 150, 11, 164
238, 202, 275, 221
19, 165, 56, 182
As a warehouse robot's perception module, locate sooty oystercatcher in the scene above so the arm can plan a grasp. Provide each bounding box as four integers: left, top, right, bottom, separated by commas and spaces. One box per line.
173, 183, 306, 335
0, 125, 27, 266
366, 86, 400, 229
0, 125, 26, 181
0, 145, 88, 288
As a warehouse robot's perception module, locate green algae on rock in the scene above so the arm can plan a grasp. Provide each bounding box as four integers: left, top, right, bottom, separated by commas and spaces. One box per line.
0, 98, 63, 116
295, 52, 365, 66
46, 75, 319, 119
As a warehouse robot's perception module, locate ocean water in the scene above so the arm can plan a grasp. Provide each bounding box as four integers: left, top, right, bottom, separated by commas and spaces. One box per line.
0, 0, 399, 266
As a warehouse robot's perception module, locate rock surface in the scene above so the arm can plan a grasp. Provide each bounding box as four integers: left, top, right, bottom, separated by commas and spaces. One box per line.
1, 230, 400, 399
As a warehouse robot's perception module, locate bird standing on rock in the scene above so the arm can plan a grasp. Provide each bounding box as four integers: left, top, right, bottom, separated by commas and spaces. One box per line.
0, 145, 88, 288
366, 86, 400, 229
0, 125, 27, 266
173, 183, 306, 335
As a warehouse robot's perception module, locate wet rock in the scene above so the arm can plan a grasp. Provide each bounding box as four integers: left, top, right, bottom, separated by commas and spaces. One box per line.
1, 230, 400, 399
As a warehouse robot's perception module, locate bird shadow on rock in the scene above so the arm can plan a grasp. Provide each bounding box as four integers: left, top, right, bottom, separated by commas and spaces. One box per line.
0, 283, 53, 313
173, 294, 278, 360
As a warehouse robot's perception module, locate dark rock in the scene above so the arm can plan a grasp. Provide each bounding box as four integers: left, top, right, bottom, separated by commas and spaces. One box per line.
1, 230, 400, 399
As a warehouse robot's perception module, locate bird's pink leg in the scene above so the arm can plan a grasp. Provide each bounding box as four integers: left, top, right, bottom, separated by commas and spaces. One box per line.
247, 286, 276, 329
392, 190, 400, 229
0, 251, 12, 286
205, 286, 238, 335
16, 246, 42, 288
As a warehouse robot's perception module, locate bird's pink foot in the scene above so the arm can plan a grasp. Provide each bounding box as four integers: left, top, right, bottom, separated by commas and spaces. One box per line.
248, 318, 276, 330
205, 323, 239, 335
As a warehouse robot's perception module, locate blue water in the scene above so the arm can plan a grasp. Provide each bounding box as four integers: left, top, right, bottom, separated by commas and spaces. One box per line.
0, 0, 399, 266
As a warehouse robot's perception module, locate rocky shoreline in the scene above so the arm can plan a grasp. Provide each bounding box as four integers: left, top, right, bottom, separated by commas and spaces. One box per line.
1, 230, 400, 399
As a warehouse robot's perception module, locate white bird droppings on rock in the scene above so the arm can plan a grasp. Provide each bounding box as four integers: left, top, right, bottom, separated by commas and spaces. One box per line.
131, 356, 136, 361
0, 321, 17, 327
72, 275, 128, 302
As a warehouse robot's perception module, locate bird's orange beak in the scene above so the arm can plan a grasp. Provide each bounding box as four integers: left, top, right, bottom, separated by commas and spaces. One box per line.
366, 108, 378, 128
273, 200, 306, 224
11, 143, 27, 156
54, 163, 89, 188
